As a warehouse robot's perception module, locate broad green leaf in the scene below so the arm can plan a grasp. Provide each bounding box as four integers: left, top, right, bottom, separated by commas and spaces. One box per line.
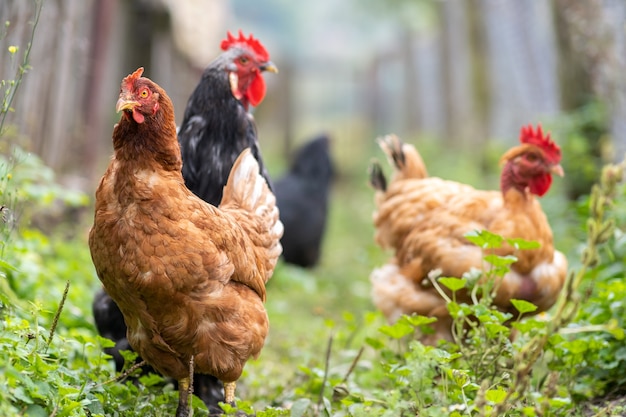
0, 259, 18, 271
432, 349, 461, 362
290, 398, 311, 417
522, 406, 537, 416
119, 350, 139, 371
95, 335, 116, 349
485, 265, 512, 277
482, 406, 494, 415
23, 405, 47, 417
342, 311, 355, 323
562, 339, 589, 354
483, 254, 517, 267
511, 299, 538, 314
339, 398, 355, 406
609, 326, 625, 340
506, 237, 541, 250
447, 301, 461, 318
485, 388, 507, 404
465, 230, 504, 248
484, 323, 510, 338
220, 403, 237, 414
465, 382, 481, 392
402, 314, 437, 327
606, 319, 625, 340
138, 373, 164, 387
322, 397, 332, 417
438, 277, 466, 292
364, 311, 380, 325
379, 321, 414, 339
297, 365, 313, 376
11, 386, 33, 404
33, 355, 54, 374
364, 336, 384, 350
30, 381, 51, 401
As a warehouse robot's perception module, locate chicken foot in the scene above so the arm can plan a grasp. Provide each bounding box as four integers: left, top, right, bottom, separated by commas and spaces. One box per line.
176, 356, 195, 417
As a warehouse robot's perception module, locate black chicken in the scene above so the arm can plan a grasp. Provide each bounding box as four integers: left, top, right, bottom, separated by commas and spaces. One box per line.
275, 134, 335, 267
178, 30, 276, 203
92, 30, 276, 414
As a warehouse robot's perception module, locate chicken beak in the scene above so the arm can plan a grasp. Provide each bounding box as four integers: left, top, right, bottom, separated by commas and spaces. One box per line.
260, 61, 278, 74
116, 96, 140, 113
551, 164, 565, 177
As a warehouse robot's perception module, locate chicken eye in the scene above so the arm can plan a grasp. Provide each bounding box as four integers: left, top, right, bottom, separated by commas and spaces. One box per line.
525, 153, 538, 162
239, 57, 249, 65
140, 89, 149, 98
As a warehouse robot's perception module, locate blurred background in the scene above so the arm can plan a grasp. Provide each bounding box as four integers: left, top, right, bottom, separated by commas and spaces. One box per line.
2, 0, 626, 189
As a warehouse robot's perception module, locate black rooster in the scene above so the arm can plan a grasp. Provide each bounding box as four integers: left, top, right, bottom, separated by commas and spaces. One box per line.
275, 134, 335, 267
92, 30, 276, 414
178, 30, 276, 203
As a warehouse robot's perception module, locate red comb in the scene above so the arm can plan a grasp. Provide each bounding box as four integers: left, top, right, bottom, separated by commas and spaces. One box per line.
122, 67, 144, 90
519, 123, 561, 164
220, 30, 270, 61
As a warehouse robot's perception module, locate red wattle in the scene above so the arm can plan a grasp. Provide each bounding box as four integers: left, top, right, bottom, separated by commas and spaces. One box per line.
132, 109, 145, 124
528, 173, 552, 197
245, 75, 267, 107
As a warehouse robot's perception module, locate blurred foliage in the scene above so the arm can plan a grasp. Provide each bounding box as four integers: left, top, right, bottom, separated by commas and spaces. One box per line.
553, 101, 611, 201
563, 165, 626, 399
0, 0, 42, 137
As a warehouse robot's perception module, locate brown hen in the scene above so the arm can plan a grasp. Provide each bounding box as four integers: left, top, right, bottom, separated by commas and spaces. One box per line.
89, 68, 282, 416
369, 126, 567, 344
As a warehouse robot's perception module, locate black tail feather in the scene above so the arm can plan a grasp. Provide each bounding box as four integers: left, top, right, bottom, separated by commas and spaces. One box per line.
368, 160, 387, 192
380, 134, 406, 170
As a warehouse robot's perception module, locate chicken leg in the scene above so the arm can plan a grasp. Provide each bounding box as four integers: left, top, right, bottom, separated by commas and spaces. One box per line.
176, 356, 195, 417
176, 377, 191, 417
224, 381, 236, 405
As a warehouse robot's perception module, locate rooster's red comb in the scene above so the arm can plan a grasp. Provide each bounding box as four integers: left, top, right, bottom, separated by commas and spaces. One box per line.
122, 67, 144, 91
519, 123, 561, 164
220, 30, 270, 61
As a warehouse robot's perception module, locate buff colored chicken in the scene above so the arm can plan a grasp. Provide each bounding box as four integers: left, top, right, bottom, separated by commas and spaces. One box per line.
89, 68, 282, 416
369, 125, 567, 344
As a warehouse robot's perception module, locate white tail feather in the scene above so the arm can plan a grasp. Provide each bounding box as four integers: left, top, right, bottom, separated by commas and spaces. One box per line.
221, 149, 283, 271
226, 149, 263, 206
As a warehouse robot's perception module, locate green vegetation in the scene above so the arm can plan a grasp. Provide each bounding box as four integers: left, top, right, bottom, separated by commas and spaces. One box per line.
1, 128, 625, 416
2, 3, 626, 417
